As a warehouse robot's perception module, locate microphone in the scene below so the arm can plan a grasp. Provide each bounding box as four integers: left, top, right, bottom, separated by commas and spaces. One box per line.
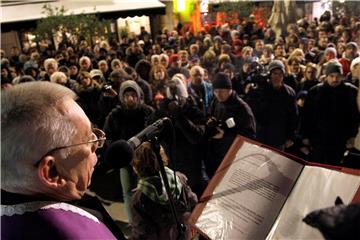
104, 117, 170, 169
127, 117, 170, 149
104, 139, 134, 169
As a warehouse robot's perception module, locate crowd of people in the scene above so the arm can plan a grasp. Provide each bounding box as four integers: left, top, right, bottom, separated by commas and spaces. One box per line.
2, 9, 360, 239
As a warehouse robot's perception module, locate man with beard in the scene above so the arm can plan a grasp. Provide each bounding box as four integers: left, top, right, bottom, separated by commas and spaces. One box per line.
302, 60, 358, 166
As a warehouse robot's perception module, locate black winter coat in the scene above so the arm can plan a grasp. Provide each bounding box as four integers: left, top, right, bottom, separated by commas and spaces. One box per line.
207, 91, 256, 177
302, 82, 359, 146
253, 83, 298, 148
103, 104, 154, 143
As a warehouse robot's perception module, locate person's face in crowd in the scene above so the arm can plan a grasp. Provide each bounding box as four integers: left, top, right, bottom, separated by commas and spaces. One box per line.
214, 89, 232, 102
28, 68, 38, 78
287, 25, 295, 35
92, 75, 101, 83
1, 68, 9, 78
154, 69, 165, 81
165, 49, 174, 57
191, 45, 199, 55
144, 34, 150, 42
305, 67, 316, 81
337, 44, 346, 57
160, 57, 168, 68
270, 69, 284, 89
203, 69, 209, 82
341, 31, 350, 42
214, 40, 222, 48
326, 72, 342, 87
297, 98, 305, 108
243, 50, 253, 59
152, 45, 161, 55
318, 31, 327, 39
325, 52, 336, 62
275, 45, 285, 57
308, 40, 315, 51
191, 68, 204, 85
152, 57, 160, 66
299, 42, 308, 53
290, 62, 301, 74
123, 90, 138, 109
131, 43, 141, 54
318, 37, 328, 49
80, 60, 91, 71
180, 53, 188, 64
80, 75, 92, 88
234, 45, 241, 52
255, 41, 264, 52
10, 47, 19, 56
223, 69, 234, 80
112, 62, 122, 71
69, 65, 78, 76
99, 62, 108, 73
345, 47, 357, 59
263, 48, 272, 57
47, 63, 56, 76
53, 98, 99, 199
288, 46, 295, 55
242, 62, 251, 73
171, 59, 180, 68
351, 63, 360, 79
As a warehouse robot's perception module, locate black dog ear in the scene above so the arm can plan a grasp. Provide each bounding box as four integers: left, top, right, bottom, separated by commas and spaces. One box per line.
335, 196, 343, 205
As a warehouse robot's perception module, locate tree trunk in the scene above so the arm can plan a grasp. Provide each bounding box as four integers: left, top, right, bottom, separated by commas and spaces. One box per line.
268, 0, 297, 39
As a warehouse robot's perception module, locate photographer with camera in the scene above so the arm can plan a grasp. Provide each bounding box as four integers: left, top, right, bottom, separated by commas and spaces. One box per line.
206, 73, 256, 178
248, 60, 298, 151
152, 75, 209, 198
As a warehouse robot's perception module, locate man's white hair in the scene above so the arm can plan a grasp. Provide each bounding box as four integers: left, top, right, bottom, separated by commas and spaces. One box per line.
1, 82, 77, 193
50, 71, 67, 84
44, 58, 58, 72
79, 56, 91, 65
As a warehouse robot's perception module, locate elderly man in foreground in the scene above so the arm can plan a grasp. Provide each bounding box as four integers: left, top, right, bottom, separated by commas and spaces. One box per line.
1, 82, 123, 239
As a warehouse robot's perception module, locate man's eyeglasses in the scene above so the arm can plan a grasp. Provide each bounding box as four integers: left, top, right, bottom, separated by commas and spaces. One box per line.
34, 128, 106, 167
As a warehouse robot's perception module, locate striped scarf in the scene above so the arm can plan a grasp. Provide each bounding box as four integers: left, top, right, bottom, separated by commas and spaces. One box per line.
137, 167, 182, 205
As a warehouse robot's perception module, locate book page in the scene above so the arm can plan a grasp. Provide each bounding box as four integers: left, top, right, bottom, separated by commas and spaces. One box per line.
195, 142, 304, 240
266, 166, 360, 240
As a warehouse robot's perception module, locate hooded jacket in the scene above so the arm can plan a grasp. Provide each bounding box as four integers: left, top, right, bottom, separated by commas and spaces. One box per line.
104, 80, 153, 142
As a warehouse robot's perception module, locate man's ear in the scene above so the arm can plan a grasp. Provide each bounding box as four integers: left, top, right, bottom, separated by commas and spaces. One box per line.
37, 156, 65, 187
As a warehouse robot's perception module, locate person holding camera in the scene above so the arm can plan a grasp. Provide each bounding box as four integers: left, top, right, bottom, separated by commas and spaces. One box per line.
249, 60, 298, 151
152, 75, 209, 198
206, 72, 256, 178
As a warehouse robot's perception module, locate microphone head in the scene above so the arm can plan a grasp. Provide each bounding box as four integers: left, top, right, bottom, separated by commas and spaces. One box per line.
104, 140, 134, 169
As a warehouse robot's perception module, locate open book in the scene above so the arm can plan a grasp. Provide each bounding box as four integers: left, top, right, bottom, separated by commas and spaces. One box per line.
189, 136, 360, 240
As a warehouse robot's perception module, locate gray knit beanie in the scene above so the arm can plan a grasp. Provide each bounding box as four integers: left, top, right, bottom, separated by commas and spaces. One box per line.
325, 60, 343, 76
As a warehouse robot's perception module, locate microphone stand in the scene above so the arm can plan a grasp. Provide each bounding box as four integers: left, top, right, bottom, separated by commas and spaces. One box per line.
149, 136, 186, 240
